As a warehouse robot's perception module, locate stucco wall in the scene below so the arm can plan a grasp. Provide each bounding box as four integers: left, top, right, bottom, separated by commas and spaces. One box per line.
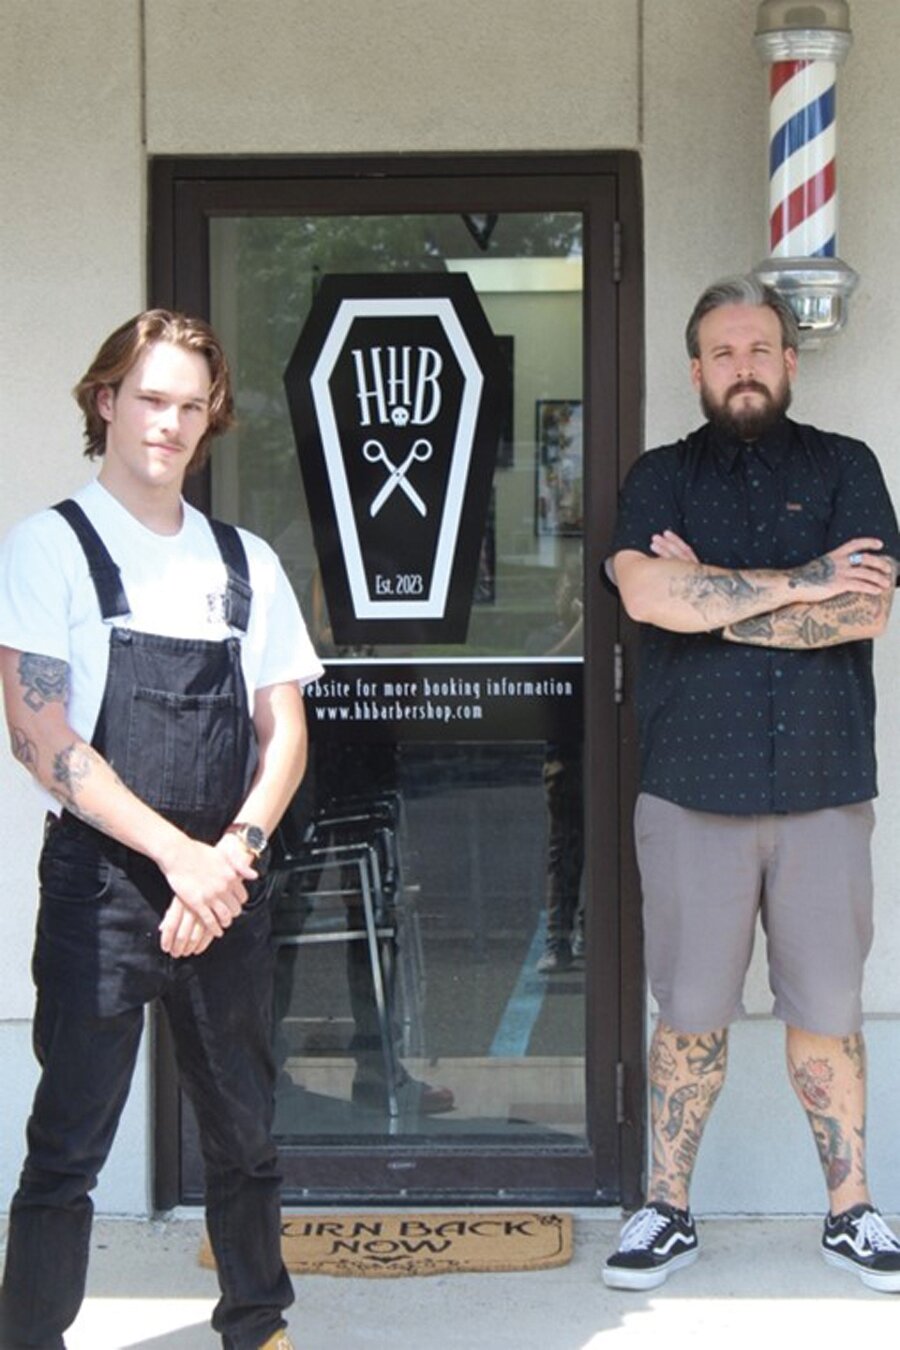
2, 0, 899, 1216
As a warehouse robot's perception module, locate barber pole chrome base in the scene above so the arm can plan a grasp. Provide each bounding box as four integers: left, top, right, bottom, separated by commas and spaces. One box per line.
753, 255, 858, 345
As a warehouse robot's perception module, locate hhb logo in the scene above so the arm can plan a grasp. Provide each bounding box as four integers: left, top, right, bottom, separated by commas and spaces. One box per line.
284, 275, 505, 645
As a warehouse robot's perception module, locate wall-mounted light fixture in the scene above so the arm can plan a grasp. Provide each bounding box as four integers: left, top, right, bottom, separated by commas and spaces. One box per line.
752, 1, 858, 343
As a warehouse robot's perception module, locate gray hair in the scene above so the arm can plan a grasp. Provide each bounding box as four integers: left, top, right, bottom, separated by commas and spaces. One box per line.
685, 274, 800, 358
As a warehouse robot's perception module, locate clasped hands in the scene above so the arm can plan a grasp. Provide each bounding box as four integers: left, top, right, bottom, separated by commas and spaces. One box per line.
158, 830, 259, 959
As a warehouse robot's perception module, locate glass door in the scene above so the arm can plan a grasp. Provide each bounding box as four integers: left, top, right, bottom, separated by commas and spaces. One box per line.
151, 155, 642, 1205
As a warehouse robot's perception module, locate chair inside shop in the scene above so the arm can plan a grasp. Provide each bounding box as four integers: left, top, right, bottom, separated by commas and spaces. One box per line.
266, 791, 424, 1118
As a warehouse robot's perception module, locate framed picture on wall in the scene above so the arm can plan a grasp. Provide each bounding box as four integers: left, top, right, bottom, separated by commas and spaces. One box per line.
534, 399, 583, 536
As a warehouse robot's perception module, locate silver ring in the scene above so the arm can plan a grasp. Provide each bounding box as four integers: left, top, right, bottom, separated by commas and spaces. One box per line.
849, 552, 863, 566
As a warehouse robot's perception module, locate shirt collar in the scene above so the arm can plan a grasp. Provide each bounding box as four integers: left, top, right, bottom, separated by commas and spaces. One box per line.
708, 416, 792, 472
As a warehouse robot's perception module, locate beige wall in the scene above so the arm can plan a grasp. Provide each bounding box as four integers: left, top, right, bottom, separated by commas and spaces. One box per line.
2, 0, 899, 1214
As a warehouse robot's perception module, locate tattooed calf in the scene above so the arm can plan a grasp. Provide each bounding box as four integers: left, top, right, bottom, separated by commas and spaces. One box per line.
789, 1056, 834, 1112
842, 1034, 865, 1081
650, 1038, 678, 1085
810, 1111, 852, 1193
686, 1030, 728, 1077
662, 1083, 699, 1142
673, 1110, 705, 1183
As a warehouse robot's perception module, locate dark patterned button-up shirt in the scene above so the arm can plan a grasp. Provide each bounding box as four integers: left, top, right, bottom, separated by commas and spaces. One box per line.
609, 418, 900, 814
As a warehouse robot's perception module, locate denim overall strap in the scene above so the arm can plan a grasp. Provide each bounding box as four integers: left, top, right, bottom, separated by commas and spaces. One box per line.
53, 498, 130, 619
53, 500, 253, 633
207, 517, 252, 634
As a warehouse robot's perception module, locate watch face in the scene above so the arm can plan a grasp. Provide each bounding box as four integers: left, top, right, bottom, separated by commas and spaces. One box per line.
245, 825, 267, 854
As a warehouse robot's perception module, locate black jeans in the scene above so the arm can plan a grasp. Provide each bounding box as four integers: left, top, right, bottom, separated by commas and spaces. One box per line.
0, 820, 293, 1350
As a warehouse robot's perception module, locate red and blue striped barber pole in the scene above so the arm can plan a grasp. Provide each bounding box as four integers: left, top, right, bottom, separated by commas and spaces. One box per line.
753, 1, 857, 342
768, 55, 839, 258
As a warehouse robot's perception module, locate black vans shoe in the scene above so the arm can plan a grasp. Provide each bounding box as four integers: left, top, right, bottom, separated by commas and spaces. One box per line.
822, 1203, 900, 1292
602, 1201, 699, 1290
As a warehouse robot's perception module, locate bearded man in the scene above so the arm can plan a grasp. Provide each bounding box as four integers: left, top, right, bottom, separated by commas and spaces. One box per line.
602, 275, 900, 1292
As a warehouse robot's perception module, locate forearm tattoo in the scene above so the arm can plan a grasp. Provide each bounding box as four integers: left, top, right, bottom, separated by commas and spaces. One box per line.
787, 556, 835, 589
669, 568, 765, 620
727, 592, 884, 649
17, 653, 70, 711
49, 742, 108, 830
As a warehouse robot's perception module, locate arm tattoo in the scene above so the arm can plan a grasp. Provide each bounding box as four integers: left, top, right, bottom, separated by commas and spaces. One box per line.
669, 568, 765, 620
49, 742, 107, 830
10, 726, 38, 771
727, 592, 884, 649
17, 653, 70, 711
50, 745, 91, 804
725, 612, 775, 641
787, 556, 835, 589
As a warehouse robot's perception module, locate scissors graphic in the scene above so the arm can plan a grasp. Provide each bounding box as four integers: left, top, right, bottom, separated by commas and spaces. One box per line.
363, 438, 433, 518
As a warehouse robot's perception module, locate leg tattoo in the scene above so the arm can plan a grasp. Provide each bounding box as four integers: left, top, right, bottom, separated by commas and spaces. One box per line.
648, 1024, 728, 1209
787, 1027, 869, 1211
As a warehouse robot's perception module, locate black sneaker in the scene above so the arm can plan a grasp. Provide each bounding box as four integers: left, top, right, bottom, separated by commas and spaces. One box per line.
821, 1203, 900, 1292
602, 1201, 699, 1290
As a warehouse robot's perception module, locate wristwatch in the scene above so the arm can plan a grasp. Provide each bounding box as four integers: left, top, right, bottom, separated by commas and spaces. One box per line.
225, 821, 269, 859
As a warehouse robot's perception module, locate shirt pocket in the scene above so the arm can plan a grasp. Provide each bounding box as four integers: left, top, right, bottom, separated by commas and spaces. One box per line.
773, 492, 833, 566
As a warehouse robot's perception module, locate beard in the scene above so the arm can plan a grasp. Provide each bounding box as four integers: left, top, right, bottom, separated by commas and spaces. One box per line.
701, 373, 792, 441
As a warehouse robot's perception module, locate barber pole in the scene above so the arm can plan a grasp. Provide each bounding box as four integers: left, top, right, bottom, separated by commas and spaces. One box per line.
767, 53, 840, 259
752, 1, 858, 341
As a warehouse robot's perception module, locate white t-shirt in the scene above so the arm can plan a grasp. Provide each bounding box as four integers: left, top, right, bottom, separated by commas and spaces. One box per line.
0, 480, 324, 811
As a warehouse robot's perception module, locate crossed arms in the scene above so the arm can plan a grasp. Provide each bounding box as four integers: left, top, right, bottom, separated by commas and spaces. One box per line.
0, 646, 308, 959
610, 532, 896, 649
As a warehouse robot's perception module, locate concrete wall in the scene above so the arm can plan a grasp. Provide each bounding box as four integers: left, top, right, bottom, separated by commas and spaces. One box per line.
2, 0, 899, 1216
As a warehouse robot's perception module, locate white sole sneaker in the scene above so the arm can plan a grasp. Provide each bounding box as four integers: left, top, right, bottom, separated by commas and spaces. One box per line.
602, 1245, 699, 1291
822, 1248, 900, 1293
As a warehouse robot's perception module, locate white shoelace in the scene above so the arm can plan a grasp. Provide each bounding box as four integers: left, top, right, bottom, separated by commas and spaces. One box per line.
854, 1210, 900, 1254
619, 1206, 672, 1252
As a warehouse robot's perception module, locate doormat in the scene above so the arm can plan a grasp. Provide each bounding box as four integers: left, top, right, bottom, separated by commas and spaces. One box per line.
200, 1212, 572, 1278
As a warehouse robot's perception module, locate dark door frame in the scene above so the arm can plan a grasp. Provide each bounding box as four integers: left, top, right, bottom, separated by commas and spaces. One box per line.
149, 150, 645, 1209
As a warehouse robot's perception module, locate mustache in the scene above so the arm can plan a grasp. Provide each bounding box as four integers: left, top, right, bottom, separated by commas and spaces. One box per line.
727, 380, 772, 400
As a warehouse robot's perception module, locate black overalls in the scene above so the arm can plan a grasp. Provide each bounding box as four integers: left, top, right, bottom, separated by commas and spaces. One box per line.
0, 502, 293, 1350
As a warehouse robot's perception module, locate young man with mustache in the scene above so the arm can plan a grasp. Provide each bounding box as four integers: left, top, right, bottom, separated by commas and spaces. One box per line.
0, 311, 323, 1349
602, 275, 900, 1291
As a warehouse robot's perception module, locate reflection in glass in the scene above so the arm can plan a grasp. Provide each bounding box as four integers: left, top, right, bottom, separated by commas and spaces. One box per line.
210, 211, 586, 1150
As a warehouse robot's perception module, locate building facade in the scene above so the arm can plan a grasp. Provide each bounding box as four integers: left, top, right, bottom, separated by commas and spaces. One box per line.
2, 0, 899, 1217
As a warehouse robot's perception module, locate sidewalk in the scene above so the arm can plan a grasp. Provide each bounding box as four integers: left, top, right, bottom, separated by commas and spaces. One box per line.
4, 1211, 899, 1348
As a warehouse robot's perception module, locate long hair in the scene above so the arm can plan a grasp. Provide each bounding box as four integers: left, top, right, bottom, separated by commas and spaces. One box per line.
685, 275, 800, 358
73, 309, 236, 473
